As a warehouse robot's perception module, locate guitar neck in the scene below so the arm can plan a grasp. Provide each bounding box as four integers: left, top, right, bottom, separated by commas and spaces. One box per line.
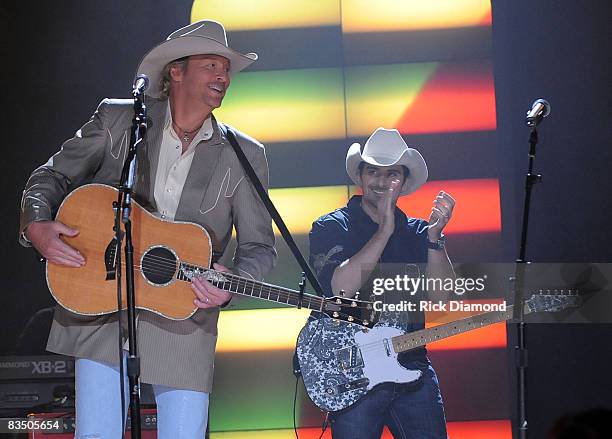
177, 263, 324, 311
391, 304, 524, 353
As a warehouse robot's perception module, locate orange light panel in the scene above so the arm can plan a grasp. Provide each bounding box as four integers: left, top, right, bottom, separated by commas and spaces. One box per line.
268, 179, 501, 236
354, 179, 502, 234
426, 299, 507, 324
210, 420, 512, 438
479, 8, 493, 26
397, 178, 501, 234
425, 300, 508, 350
397, 63, 497, 134
447, 420, 512, 439
425, 322, 507, 351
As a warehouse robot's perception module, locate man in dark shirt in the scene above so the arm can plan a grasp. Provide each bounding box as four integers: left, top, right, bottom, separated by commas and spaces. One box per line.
309, 127, 455, 439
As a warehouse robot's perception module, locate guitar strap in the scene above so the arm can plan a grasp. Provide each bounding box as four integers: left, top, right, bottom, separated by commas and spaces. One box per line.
221, 123, 324, 298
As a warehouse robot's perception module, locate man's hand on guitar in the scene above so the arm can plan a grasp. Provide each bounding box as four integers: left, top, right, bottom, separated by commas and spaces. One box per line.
192, 263, 233, 309
25, 221, 85, 267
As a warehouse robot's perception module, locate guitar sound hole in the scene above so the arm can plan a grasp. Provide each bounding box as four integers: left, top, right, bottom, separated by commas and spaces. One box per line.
141, 246, 177, 285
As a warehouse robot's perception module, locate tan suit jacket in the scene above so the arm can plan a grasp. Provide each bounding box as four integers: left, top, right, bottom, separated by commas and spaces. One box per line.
20, 97, 276, 392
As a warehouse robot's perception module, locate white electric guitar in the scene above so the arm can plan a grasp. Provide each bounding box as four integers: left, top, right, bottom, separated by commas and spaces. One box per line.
296, 292, 580, 412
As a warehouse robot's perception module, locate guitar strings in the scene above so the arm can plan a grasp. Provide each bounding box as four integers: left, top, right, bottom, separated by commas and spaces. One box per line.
126, 251, 513, 354
118, 254, 331, 307
116, 263, 367, 320
109, 250, 373, 317
123, 262, 358, 318
330, 302, 518, 354
342, 312, 512, 354
129, 262, 390, 348
352, 316, 497, 353
130, 251, 338, 300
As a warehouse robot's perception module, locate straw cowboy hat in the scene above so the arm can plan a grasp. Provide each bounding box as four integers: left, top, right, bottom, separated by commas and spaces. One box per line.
346, 127, 428, 195
136, 20, 258, 98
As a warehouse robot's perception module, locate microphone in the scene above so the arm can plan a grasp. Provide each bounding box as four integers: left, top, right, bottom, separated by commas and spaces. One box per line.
525, 98, 551, 127
132, 74, 149, 96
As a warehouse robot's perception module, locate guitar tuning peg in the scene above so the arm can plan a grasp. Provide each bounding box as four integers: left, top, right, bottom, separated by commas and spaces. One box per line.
339, 289, 346, 297
355, 291, 360, 299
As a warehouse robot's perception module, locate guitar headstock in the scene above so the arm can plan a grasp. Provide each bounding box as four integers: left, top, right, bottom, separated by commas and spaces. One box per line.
525, 289, 582, 313
321, 292, 378, 326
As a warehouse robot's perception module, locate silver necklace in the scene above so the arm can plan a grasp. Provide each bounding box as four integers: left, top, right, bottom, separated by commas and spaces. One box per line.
173, 122, 199, 142
180, 128, 198, 142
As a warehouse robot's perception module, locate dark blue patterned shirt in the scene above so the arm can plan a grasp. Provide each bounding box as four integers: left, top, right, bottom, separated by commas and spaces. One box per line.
309, 195, 431, 362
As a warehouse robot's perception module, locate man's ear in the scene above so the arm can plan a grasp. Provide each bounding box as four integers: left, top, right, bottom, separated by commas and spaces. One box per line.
170, 63, 185, 82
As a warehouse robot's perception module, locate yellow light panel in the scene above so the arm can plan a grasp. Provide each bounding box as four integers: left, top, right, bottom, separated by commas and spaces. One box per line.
217, 308, 311, 352
269, 186, 351, 235
216, 305, 506, 353
342, 0, 492, 33
191, 0, 340, 31
215, 69, 346, 143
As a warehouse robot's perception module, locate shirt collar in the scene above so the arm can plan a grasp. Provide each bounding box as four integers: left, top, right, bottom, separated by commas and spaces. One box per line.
164, 101, 214, 143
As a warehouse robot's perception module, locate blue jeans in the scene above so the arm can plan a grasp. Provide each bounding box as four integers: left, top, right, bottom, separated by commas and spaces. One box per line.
330, 363, 447, 439
75, 356, 209, 439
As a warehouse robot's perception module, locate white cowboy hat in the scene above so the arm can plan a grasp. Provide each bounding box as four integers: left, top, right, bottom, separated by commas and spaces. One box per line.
346, 127, 428, 195
136, 20, 258, 98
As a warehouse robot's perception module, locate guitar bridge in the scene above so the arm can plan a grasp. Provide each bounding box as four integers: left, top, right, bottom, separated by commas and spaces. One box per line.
335, 345, 363, 370
104, 234, 121, 280
325, 378, 369, 395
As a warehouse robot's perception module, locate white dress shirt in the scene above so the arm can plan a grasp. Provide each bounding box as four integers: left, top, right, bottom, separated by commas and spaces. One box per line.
154, 104, 214, 220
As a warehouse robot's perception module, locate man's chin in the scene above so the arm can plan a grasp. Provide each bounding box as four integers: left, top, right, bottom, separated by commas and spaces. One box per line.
210, 100, 224, 109
362, 194, 383, 207
204, 94, 224, 108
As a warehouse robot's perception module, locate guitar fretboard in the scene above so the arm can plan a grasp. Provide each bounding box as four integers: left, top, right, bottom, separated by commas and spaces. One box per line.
177, 262, 325, 311
392, 306, 516, 353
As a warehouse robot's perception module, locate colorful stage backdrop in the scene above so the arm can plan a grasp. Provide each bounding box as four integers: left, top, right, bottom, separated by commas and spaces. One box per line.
184, 1, 508, 437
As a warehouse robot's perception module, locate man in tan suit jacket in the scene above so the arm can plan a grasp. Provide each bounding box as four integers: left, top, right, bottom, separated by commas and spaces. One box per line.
19, 20, 276, 438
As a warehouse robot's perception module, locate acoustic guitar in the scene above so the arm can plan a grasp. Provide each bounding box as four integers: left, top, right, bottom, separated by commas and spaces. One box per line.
47, 184, 374, 321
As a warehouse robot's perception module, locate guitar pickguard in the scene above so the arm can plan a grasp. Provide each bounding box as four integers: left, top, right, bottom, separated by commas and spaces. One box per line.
297, 317, 370, 412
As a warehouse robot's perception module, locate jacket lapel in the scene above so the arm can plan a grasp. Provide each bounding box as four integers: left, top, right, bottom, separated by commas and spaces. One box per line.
135, 98, 167, 209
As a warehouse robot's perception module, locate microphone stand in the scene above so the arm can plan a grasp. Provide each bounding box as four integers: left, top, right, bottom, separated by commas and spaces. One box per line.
113, 87, 148, 439
511, 126, 542, 439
